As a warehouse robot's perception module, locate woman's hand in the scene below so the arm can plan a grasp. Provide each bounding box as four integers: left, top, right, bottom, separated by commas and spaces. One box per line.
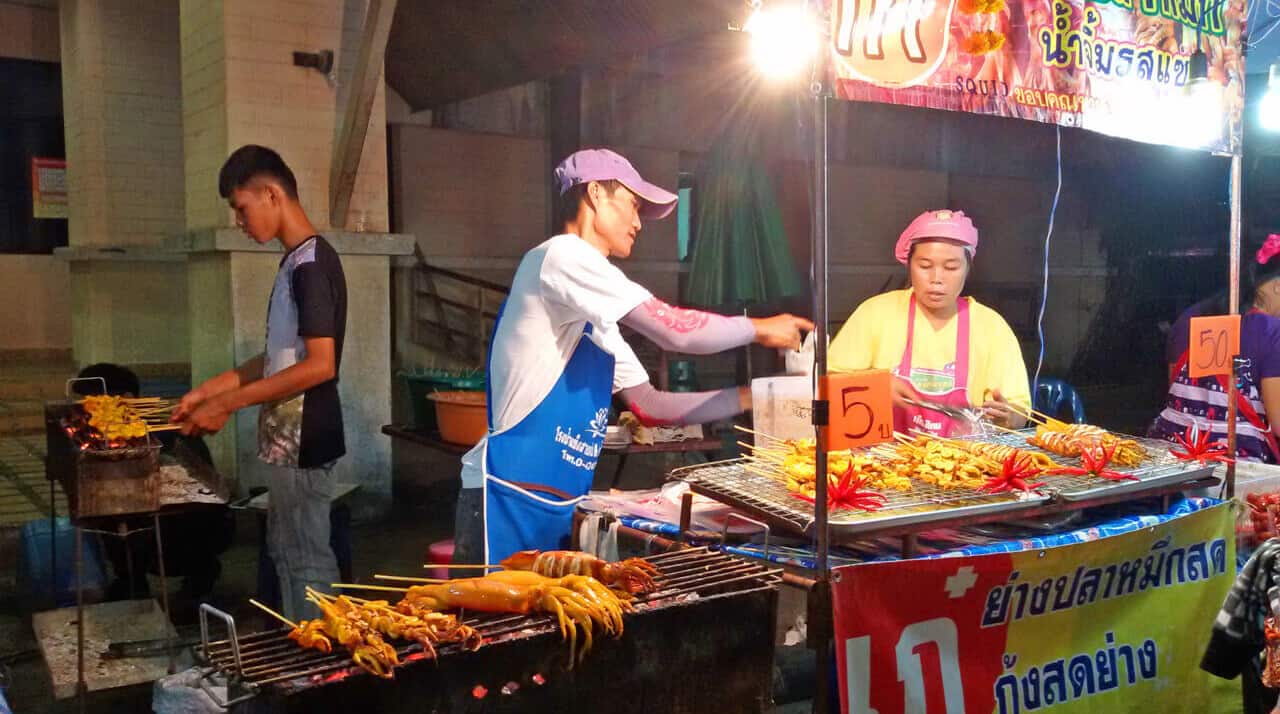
982, 389, 1027, 429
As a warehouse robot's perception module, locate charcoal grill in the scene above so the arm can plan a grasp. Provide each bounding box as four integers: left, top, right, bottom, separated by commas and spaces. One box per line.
672, 429, 1217, 542
45, 401, 162, 519
195, 548, 781, 713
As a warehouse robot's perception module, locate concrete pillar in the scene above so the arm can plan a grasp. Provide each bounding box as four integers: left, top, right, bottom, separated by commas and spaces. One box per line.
57, 0, 189, 369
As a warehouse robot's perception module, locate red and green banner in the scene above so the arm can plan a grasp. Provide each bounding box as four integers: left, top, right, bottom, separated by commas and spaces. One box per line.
832, 502, 1238, 713
828, 0, 1245, 154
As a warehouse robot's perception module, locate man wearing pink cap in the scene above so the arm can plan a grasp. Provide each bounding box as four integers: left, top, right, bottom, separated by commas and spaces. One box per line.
452, 148, 813, 565
829, 210, 1030, 436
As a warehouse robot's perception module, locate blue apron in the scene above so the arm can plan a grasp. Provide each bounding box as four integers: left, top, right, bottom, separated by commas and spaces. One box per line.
482, 315, 614, 566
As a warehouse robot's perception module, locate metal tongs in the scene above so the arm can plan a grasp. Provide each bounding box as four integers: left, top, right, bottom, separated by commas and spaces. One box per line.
898, 396, 992, 437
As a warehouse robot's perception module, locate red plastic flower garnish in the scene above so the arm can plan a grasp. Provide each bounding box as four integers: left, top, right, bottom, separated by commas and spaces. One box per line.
980, 453, 1046, 494
1170, 424, 1234, 465
792, 463, 889, 512
1050, 443, 1138, 482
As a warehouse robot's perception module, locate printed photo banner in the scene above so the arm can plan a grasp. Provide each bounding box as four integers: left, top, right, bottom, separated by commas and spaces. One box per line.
828, 0, 1245, 154
831, 501, 1238, 713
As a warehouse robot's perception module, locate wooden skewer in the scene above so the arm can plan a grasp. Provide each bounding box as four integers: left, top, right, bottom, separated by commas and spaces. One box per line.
743, 463, 787, 482
146, 424, 183, 432
417, 563, 500, 570
330, 582, 409, 593
987, 423, 1029, 436
249, 598, 298, 629
743, 453, 785, 468
376, 574, 445, 583
733, 424, 787, 444
1004, 402, 1049, 426
736, 440, 789, 457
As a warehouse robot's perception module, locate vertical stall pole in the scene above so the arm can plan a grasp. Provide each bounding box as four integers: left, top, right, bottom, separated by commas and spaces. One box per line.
1226, 153, 1242, 498
810, 68, 834, 714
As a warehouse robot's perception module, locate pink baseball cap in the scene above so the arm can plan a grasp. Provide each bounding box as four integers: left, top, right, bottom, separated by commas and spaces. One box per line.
554, 148, 678, 220
894, 209, 979, 265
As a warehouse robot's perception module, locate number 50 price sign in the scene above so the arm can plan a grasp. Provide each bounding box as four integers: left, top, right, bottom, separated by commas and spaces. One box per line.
1187, 314, 1240, 379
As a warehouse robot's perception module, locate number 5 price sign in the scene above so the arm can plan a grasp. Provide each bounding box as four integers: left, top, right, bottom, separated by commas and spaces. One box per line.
821, 369, 894, 450
1188, 315, 1240, 379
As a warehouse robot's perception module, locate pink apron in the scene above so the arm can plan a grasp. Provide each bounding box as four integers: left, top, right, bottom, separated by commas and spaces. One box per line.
893, 295, 971, 437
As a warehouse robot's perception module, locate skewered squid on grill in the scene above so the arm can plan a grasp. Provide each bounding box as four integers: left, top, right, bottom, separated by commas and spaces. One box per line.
1027, 424, 1146, 466
306, 593, 400, 678
957, 440, 1061, 471
401, 571, 630, 664
500, 550, 660, 594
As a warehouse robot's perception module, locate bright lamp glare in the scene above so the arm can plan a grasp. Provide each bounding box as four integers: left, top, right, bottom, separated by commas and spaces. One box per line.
1179, 78, 1224, 147
1261, 90, 1280, 132
746, 6, 817, 79
1262, 65, 1280, 132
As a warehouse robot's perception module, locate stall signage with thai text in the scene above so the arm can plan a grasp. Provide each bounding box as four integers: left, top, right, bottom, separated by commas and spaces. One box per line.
827, 0, 1244, 154
832, 502, 1237, 713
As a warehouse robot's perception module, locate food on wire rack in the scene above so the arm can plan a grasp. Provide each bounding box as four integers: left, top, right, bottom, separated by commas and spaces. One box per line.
750, 438, 912, 495
287, 618, 333, 654
956, 439, 1061, 471
500, 549, 660, 594
1168, 424, 1234, 465
1048, 443, 1138, 482
979, 454, 1046, 494
277, 588, 482, 678
888, 436, 999, 489
791, 465, 889, 512
1027, 423, 1146, 466
400, 571, 629, 664
303, 591, 401, 678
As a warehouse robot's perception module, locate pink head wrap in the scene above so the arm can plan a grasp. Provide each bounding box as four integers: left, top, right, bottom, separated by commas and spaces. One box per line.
894, 210, 979, 265
1258, 234, 1280, 265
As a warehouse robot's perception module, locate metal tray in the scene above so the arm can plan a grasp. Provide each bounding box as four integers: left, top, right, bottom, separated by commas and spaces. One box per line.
671, 429, 1215, 538
952, 430, 1216, 501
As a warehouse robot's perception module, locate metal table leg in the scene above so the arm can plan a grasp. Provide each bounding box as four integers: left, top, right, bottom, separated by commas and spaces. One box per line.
49, 479, 56, 607
153, 512, 175, 674
75, 525, 85, 714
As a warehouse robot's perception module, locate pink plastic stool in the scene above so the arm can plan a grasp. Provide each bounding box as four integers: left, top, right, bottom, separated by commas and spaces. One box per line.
427, 539, 455, 580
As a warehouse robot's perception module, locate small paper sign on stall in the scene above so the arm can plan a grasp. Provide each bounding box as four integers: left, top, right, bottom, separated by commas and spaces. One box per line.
832, 502, 1238, 713
827, 0, 1244, 154
31, 157, 68, 220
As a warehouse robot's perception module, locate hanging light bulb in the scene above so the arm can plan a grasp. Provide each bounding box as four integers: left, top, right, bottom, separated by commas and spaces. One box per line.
1260, 63, 1280, 132
1182, 48, 1224, 147
744, 2, 819, 80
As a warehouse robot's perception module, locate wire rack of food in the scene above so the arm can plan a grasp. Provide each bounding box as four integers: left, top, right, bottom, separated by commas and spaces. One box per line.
671, 415, 1220, 539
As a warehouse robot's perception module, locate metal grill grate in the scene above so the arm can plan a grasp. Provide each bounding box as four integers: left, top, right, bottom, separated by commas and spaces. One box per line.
195, 548, 780, 700
672, 430, 1216, 537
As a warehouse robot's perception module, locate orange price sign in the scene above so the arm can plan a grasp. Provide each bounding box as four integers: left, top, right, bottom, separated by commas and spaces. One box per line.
1188, 314, 1241, 379
820, 369, 894, 450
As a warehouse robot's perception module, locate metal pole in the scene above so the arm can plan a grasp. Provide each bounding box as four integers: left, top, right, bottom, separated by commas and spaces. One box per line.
813, 93, 830, 585
811, 10, 833, 710
1226, 152, 1242, 498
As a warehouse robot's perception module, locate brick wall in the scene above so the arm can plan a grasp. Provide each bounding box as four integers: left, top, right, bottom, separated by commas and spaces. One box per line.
211, 0, 388, 232
180, 0, 228, 231
60, 0, 185, 247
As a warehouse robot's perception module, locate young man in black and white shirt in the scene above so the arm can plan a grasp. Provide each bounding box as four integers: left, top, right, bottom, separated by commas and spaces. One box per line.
174, 145, 347, 619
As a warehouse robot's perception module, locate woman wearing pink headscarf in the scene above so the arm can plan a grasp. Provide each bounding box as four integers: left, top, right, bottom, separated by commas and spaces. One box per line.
829, 209, 1031, 436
